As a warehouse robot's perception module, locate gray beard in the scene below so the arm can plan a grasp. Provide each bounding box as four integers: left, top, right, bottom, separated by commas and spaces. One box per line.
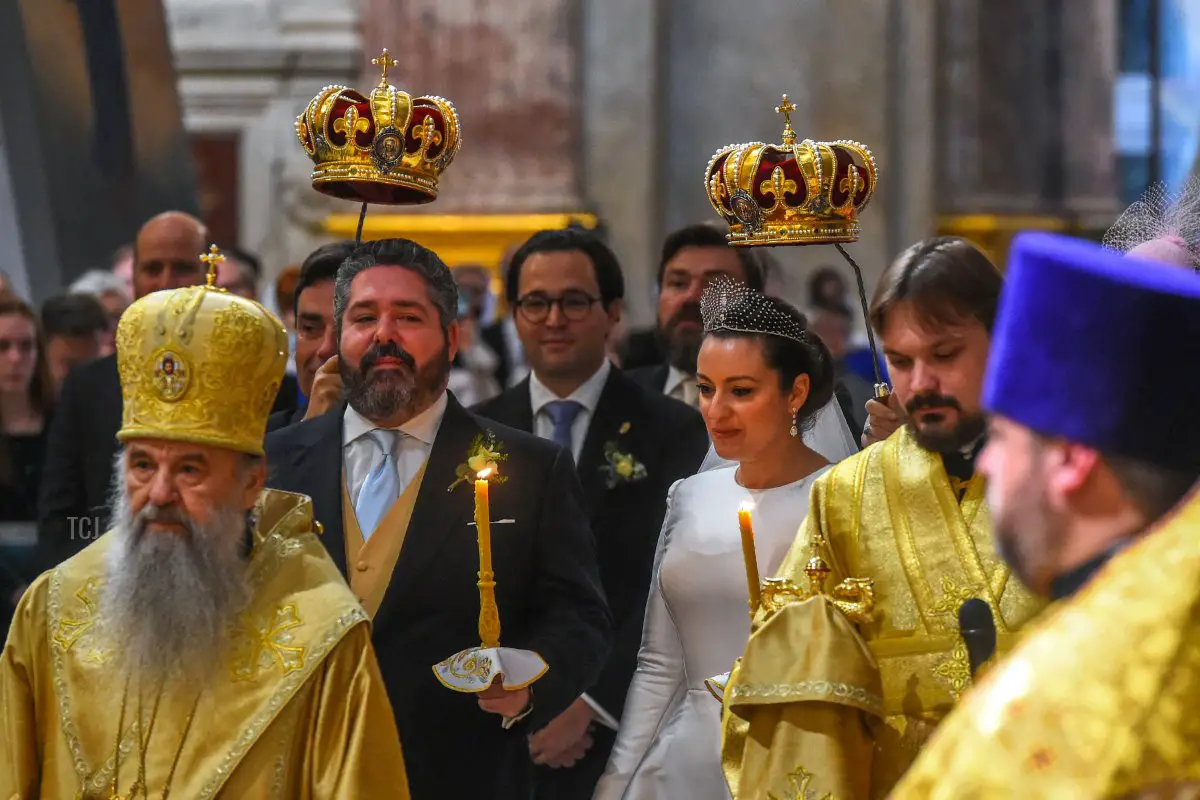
101, 478, 251, 688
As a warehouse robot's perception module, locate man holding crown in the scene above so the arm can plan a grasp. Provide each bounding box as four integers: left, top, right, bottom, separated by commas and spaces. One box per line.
702, 98, 1045, 798
891, 233, 1200, 798
0, 248, 410, 798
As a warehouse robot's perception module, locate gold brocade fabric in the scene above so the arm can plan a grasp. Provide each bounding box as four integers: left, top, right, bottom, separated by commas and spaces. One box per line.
115, 279, 289, 457
891, 489, 1200, 800
722, 427, 1046, 799
0, 489, 410, 799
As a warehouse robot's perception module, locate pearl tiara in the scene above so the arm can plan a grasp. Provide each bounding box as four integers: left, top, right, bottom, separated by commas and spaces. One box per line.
700, 276, 808, 345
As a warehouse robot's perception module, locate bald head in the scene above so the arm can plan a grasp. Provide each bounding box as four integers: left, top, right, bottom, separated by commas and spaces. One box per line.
133, 212, 209, 299
1127, 236, 1199, 271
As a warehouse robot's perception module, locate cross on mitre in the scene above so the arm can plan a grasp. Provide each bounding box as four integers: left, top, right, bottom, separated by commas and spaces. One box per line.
200, 244, 225, 287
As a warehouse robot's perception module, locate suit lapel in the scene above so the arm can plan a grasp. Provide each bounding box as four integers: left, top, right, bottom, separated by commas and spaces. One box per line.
577, 372, 629, 517
653, 364, 670, 393
283, 409, 348, 577
376, 394, 481, 631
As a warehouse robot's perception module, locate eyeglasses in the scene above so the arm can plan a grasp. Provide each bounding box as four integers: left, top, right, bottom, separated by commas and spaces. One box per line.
514, 291, 601, 323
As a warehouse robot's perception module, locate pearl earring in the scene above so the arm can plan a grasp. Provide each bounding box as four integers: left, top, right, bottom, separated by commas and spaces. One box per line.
789, 409, 799, 438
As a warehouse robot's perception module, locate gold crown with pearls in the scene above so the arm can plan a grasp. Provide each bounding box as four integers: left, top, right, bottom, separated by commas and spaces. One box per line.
706, 95, 878, 246
297, 49, 462, 205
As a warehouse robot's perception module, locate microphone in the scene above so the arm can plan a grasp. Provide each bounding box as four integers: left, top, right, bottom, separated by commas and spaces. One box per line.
958, 598, 997, 679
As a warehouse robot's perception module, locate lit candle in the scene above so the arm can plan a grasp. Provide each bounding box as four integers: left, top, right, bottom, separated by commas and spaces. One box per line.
738, 501, 761, 616
475, 468, 501, 647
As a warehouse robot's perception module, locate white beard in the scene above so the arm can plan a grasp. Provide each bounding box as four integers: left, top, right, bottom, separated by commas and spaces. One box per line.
101, 469, 252, 688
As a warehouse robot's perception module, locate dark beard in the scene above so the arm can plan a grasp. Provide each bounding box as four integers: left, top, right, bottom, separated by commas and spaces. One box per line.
904, 393, 986, 453
341, 339, 450, 421
656, 303, 703, 374
102, 475, 250, 686
906, 413, 986, 453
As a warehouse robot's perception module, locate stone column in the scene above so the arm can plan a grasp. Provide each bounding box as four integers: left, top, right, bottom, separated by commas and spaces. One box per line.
580, 0, 665, 325
167, 0, 363, 281
362, 0, 584, 214
935, 0, 1119, 257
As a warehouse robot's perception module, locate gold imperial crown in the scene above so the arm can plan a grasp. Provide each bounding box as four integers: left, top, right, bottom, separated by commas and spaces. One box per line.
706, 95, 878, 246
297, 49, 461, 205
115, 245, 289, 457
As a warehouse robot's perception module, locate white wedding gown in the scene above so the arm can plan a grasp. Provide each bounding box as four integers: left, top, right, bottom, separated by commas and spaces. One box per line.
593, 462, 834, 800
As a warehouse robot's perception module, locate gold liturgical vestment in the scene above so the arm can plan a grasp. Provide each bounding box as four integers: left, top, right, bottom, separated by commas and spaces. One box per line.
892, 490, 1200, 799
0, 489, 410, 799
721, 427, 1045, 799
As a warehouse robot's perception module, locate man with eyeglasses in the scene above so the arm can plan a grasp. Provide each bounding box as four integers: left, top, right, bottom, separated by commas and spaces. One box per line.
474, 228, 710, 800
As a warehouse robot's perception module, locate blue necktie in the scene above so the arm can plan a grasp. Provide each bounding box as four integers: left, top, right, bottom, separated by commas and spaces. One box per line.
543, 400, 584, 454
355, 429, 400, 540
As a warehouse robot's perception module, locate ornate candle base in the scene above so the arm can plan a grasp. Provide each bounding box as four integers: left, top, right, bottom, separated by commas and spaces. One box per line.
478, 573, 501, 649
433, 646, 549, 694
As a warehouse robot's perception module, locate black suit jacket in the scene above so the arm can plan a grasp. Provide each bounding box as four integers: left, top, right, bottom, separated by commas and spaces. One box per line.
473, 368, 708, 722
626, 363, 669, 395
265, 404, 307, 434
264, 394, 612, 800
481, 321, 513, 389
37, 355, 298, 569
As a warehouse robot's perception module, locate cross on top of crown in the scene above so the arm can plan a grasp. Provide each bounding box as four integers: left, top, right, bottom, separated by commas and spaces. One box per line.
372, 48, 397, 85
200, 244, 225, 287
775, 94, 797, 143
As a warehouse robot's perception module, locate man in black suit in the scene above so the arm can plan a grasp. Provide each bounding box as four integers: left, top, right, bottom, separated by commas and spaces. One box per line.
264, 238, 611, 800
265, 241, 354, 432
37, 211, 298, 570
626, 222, 768, 404
474, 229, 709, 799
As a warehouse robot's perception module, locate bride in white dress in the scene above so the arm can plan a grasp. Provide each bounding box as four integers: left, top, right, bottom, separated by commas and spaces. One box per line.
594, 279, 855, 800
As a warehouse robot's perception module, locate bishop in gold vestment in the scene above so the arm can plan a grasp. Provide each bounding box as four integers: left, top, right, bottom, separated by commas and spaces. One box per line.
1, 247, 409, 798
1, 491, 407, 799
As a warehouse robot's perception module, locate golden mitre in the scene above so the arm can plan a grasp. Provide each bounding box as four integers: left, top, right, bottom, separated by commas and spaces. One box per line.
705, 94, 878, 246
115, 245, 289, 456
297, 48, 461, 205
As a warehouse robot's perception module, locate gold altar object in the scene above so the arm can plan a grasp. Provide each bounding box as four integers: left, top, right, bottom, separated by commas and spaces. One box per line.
937, 214, 1069, 268
322, 212, 600, 273
705, 94, 877, 246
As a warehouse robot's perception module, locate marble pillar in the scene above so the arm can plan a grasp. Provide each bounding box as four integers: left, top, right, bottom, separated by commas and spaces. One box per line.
936, 0, 1119, 223
581, 0, 665, 325
166, 0, 363, 282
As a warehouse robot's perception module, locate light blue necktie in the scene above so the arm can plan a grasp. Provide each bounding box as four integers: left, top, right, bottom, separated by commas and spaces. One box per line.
355, 429, 400, 540
543, 400, 584, 455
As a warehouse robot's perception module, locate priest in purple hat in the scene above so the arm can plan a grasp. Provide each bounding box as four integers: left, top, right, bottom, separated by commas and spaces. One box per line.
892, 232, 1200, 798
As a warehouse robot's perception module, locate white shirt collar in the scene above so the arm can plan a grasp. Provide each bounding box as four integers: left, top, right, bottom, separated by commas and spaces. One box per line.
342, 390, 449, 447
663, 365, 693, 397
529, 359, 612, 416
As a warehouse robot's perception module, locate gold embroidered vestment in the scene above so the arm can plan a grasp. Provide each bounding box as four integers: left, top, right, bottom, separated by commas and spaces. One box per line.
0, 489, 410, 799
721, 427, 1045, 799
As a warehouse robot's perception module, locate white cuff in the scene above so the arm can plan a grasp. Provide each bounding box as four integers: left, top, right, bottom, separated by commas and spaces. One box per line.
582, 693, 620, 731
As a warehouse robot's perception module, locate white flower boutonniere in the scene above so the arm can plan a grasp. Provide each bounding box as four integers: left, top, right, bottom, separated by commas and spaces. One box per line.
600, 422, 647, 489
448, 431, 509, 492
